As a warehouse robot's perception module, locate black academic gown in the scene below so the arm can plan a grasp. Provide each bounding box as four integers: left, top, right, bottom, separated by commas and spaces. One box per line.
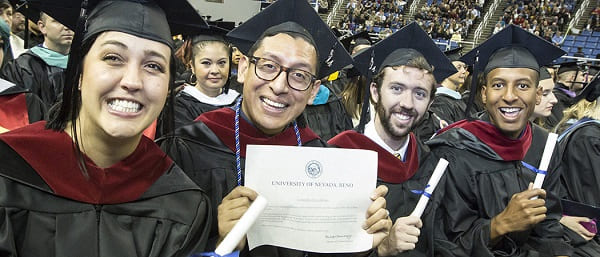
546, 83, 577, 129
522, 123, 550, 167
426, 118, 572, 257
0, 122, 211, 257
172, 89, 240, 130
303, 87, 353, 141
429, 92, 466, 124
0, 84, 47, 129
328, 131, 440, 257
556, 119, 600, 256
413, 110, 444, 143
159, 108, 355, 257
0, 51, 65, 109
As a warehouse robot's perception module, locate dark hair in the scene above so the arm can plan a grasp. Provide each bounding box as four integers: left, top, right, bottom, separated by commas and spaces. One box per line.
0, 1, 11, 12
46, 32, 178, 176
372, 56, 437, 104
248, 31, 320, 77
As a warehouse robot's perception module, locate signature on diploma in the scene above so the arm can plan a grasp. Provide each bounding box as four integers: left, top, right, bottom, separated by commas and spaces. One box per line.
325, 234, 353, 241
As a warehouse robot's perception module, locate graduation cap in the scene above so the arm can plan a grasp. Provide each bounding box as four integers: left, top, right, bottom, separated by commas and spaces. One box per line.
189, 24, 231, 45
573, 70, 600, 102
9, 0, 41, 22
444, 47, 463, 62
27, 0, 208, 49
340, 31, 373, 54
556, 60, 580, 75
460, 24, 565, 118
225, 0, 352, 79
353, 22, 457, 82
352, 22, 457, 132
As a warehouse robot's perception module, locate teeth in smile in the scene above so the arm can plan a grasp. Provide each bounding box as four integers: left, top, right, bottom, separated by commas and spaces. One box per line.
394, 113, 411, 120
108, 99, 141, 113
262, 97, 286, 108
500, 107, 520, 113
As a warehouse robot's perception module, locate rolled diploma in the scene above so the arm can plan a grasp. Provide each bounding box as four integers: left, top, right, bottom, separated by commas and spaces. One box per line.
531, 133, 558, 199
214, 195, 268, 256
409, 158, 449, 218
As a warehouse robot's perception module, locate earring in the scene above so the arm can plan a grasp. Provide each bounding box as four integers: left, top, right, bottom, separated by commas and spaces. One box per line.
188, 73, 197, 85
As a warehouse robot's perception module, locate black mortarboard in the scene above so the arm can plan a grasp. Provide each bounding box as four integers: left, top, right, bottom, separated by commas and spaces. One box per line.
444, 47, 463, 62
9, 0, 40, 22
225, 0, 352, 79
461, 25, 565, 74
460, 25, 565, 118
562, 199, 600, 220
353, 22, 457, 82
28, 0, 208, 49
340, 31, 373, 53
557, 61, 580, 74
573, 71, 600, 102
190, 24, 230, 44
540, 67, 552, 81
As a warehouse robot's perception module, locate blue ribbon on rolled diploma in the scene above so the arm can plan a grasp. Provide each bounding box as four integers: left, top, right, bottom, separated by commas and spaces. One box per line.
411, 184, 432, 198
521, 161, 547, 175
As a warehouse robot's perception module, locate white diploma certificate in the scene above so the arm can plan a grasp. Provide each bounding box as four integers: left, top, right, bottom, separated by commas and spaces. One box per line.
244, 145, 378, 253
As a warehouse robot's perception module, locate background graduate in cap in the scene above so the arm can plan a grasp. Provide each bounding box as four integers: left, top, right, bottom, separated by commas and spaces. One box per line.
164, 23, 241, 133
427, 24, 572, 256
554, 73, 600, 257
546, 61, 587, 128
329, 22, 456, 256
528, 67, 558, 130
0, 0, 212, 256
159, 0, 391, 255
429, 47, 469, 124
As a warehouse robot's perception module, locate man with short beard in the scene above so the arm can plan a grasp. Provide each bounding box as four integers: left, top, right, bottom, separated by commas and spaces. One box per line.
329, 22, 457, 256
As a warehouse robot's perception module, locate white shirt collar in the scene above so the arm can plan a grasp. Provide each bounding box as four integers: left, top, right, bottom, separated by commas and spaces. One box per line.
436, 86, 462, 100
182, 85, 240, 106
363, 119, 409, 160
0, 78, 15, 93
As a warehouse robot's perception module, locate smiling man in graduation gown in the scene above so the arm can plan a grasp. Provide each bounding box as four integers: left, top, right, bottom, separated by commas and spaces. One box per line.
329, 22, 457, 257
158, 0, 391, 256
427, 25, 572, 256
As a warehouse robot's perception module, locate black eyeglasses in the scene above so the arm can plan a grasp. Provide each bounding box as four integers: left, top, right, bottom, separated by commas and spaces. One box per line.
249, 56, 317, 91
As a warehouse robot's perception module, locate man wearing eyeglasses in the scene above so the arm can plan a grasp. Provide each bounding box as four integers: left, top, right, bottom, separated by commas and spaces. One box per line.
158, 0, 392, 255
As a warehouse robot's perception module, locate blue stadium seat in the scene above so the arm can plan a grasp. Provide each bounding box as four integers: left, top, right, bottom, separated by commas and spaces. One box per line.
588, 37, 599, 43
593, 31, 600, 37
450, 41, 458, 48
373, 26, 381, 33
576, 36, 588, 42
586, 42, 597, 49
574, 41, 585, 48
561, 46, 571, 53
566, 35, 576, 41
563, 40, 574, 47
584, 48, 593, 56
581, 30, 592, 36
